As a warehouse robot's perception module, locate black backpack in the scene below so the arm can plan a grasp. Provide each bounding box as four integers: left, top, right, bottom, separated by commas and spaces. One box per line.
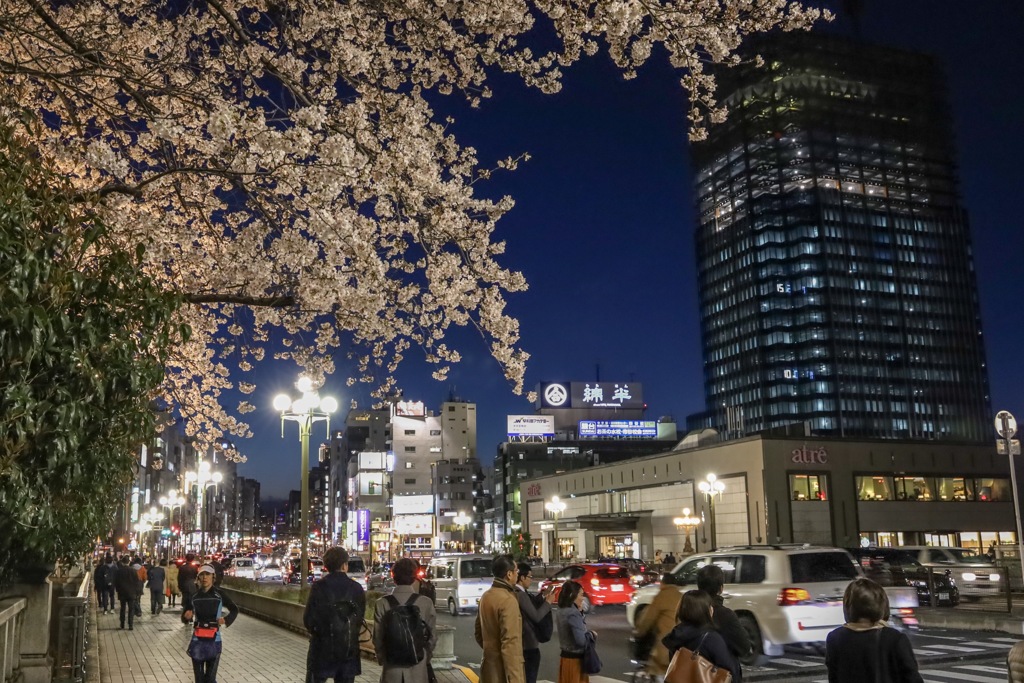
382, 594, 430, 666
529, 593, 553, 643
315, 592, 362, 662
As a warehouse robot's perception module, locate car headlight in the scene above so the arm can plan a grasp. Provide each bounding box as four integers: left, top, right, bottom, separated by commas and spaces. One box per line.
961, 572, 976, 581
990, 573, 1001, 581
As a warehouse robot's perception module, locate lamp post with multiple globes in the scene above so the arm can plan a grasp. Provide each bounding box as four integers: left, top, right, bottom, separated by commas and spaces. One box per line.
545, 496, 567, 563
274, 375, 337, 592
673, 507, 701, 554
186, 460, 222, 558
698, 474, 726, 551
159, 490, 186, 558
453, 511, 473, 551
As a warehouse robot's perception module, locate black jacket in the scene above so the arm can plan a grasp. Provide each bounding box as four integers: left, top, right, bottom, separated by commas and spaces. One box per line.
663, 623, 742, 682
711, 595, 752, 660
178, 562, 198, 593
303, 572, 366, 679
825, 626, 923, 683
183, 585, 239, 629
113, 564, 141, 599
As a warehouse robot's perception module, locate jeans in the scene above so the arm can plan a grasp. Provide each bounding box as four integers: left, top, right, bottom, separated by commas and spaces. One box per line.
98, 586, 114, 612
192, 654, 220, 683
524, 648, 541, 683
150, 589, 164, 614
119, 597, 135, 628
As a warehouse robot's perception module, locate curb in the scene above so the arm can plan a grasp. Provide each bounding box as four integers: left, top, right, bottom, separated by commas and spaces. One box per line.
452, 665, 479, 683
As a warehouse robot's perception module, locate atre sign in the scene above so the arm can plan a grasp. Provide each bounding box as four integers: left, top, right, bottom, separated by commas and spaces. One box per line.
792, 446, 828, 465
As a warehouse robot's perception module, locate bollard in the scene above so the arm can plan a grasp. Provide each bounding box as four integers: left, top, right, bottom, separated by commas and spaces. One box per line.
431, 624, 457, 670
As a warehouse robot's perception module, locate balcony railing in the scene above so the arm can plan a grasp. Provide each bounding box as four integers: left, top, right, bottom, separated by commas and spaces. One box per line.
0, 596, 27, 683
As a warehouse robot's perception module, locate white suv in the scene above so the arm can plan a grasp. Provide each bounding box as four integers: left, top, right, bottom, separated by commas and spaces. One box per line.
626, 545, 861, 659
900, 547, 1001, 599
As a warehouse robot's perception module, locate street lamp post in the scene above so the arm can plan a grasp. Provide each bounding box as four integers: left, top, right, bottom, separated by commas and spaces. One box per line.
186, 460, 222, 558
673, 507, 701, 554
698, 474, 726, 551
274, 375, 337, 592
454, 511, 472, 551
159, 490, 186, 559
545, 496, 567, 564
995, 410, 1024, 591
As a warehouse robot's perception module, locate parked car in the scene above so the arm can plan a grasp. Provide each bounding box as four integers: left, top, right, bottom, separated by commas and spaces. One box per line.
284, 558, 324, 584
226, 557, 259, 580
259, 563, 283, 581
626, 545, 873, 663
848, 547, 960, 606
426, 555, 495, 616
366, 563, 393, 590
898, 547, 1001, 600
346, 556, 367, 589
538, 563, 635, 607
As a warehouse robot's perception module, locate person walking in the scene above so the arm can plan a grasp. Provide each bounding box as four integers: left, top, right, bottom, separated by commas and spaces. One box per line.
148, 559, 167, 615
554, 580, 595, 683
94, 554, 114, 614
182, 564, 239, 683
697, 563, 752, 663
113, 555, 142, 630
514, 562, 555, 683
662, 590, 741, 682
825, 578, 923, 683
374, 557, 437, 683
179, 554, 199, 620
475, 555, 525, 683
304, 547, 366, 683
166, 558, 181, 607
635, 574, 683, 681
130, 556, 146, 617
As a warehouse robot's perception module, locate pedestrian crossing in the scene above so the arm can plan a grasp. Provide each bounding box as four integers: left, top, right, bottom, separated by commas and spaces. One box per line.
808, 663, 1010, 683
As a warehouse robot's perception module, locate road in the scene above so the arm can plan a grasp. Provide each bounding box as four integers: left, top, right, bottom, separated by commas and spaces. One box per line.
442, 605, 1019, 682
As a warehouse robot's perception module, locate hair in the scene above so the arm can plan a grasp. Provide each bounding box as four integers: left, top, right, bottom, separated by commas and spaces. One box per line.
843, 577, 890, 623
159, 558, 167, 567
558, 580, 584, 609
392, 558, 418, 585
677, 590, 715, 627
517, 562, 533, 579
323, 546, 349, 572
185, 553, 195, 562
696, 563, 724, 596
120, 555, 130, 564
492, 554, 517, 579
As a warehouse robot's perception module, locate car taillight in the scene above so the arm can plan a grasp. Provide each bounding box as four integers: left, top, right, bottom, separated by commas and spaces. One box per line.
778, 588, 811, 605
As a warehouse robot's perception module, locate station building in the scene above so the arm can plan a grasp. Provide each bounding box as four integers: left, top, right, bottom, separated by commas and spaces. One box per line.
521, 431, 1015, 561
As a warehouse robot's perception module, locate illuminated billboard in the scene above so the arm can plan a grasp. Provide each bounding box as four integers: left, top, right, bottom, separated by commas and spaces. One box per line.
393, 494, 434, 515
579, 420, 658, 438
358, 451, 387, 470
358, 472, 385, 496
394, 515, 434, 535
356, 509, 371, 547
507, 415, 555, 437
537, 382, 644, 409
395, 400, 426, 417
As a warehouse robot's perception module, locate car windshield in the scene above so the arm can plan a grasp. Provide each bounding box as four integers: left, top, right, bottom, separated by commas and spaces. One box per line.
348, 559, 365, 573
947, 549, 983, 562
460, 560, 492, 578
789, 552, 859, 582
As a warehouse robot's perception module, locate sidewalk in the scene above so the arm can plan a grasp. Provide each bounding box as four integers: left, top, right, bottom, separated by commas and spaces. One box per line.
91, 599, 476, 683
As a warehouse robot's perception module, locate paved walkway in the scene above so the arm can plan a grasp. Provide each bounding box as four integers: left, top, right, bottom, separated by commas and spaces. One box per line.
92, 598, 474, 683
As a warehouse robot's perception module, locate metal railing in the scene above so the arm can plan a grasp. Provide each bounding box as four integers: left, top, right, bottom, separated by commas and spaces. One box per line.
53, 572, 90, 683
0, 596, 27, 683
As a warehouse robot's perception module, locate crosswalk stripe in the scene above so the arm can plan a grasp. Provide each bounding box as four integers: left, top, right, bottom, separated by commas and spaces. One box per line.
960, 665, 1013, 674
961, 641, 1013, 648
917, 644, 986, 652
921, 670, 1004, 683
913, 648, 950, 656
765, 657, 820, 668
988, 637, 1022, 643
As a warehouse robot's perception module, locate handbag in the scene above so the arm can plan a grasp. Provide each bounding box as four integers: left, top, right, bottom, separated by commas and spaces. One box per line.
664, 633, 732, 683
582, 635, 602, 675
186, 637, 222, 662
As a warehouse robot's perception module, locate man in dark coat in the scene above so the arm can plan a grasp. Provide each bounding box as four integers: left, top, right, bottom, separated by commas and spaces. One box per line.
113, 555, 142, 629
148, 559, 167, 615
697, 563, 752, 663
178, 554, 199, 620
514, 562, 553, 683
303, 546, 366, 683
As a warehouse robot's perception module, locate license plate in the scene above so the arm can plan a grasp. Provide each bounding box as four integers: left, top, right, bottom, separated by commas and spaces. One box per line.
938, 592, 949, 601
611, 584, 624, 592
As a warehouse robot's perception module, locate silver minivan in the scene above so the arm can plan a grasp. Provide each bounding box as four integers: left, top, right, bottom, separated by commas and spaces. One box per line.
427, 555, 494, 616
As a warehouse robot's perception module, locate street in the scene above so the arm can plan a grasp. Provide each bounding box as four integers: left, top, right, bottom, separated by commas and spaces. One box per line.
443, 605, 1019, 682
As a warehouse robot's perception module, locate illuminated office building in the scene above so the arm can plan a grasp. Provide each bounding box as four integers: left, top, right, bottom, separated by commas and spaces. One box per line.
691, 33, 991, 441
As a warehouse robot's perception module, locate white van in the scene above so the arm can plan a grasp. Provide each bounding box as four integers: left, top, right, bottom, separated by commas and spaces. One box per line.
426, 555, 494, 616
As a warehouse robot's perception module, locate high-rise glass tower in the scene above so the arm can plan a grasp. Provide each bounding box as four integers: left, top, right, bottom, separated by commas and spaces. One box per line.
691, 33, 991, 442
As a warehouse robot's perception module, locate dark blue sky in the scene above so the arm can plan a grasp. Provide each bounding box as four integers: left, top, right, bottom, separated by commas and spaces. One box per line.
239, 2, 1024, 499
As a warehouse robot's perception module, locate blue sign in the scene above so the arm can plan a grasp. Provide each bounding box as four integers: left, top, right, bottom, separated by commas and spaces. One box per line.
579, 420, 658, 438
357, 509, 371, 547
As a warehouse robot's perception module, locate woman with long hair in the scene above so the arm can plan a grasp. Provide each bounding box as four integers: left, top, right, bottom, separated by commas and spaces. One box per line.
825, 578, 923, 683
555, 580, 595, 683
662, 589, 741, 681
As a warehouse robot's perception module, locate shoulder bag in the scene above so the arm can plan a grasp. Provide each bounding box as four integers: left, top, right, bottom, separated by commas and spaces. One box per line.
664, 633, 732, 683
582, 633, 602, 675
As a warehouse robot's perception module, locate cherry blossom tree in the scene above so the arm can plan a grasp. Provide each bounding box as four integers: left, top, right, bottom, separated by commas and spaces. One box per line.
0, 0, 828, 450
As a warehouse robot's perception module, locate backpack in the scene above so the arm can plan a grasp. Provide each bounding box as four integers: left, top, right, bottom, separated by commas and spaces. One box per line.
529, 593, 554, 643
315, 592, 362, 662
382, 594, 430, 666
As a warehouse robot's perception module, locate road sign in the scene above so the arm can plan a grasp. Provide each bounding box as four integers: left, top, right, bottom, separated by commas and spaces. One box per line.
997, 439, 1021, 456
996, 410, 1018, 439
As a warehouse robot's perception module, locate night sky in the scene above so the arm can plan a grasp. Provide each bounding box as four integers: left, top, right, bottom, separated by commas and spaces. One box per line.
238, 2, 1024, 499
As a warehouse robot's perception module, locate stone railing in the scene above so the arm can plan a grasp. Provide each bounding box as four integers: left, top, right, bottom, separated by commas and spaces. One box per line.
219, 587, 456, 668
52, 574, 89, 683
1, 596, 28, 683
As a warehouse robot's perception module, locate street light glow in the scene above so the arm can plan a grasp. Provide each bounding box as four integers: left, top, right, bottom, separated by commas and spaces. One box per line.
296, 375, 314, 393
273, 394, 292, 412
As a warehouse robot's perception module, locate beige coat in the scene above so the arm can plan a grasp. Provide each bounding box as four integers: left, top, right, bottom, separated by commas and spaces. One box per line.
165, 563, 180, 595
635, 584, 682, 675
1008, 640, 1024, 683
474, 580, 525, 683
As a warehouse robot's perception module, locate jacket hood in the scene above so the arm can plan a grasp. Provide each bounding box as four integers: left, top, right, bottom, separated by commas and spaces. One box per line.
662, 622, 711, 653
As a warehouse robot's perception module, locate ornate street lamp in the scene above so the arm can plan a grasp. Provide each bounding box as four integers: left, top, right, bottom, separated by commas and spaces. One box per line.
453, 511, 472, 551
186, 460, 222, 558
698, 474, 726, 550
673, 507, 701, 554
545, 495, 567, 563
274, 375, 337, 592
159, 490, 186, 558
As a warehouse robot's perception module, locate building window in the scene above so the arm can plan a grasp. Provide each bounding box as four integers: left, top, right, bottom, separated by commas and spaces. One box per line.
404, 429, 416, 435
790, 473, 827, 500
405, 462, 415, 469
893, 476, 935, 501
429, 446, 441, 453
935, 477, 972, 501
430, 430, 441, 436
974, 478, 1012, 502
404, 446, 416, 453
404, 478, 416, 485
856, 475, 893, 501
448, 406, 455, 412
